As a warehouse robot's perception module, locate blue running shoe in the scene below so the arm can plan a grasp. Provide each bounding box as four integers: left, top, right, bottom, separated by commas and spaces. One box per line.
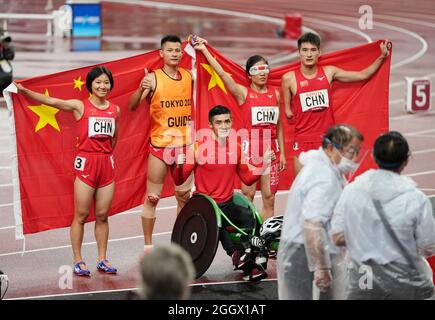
74, 261, 91, 277
97, 260, 117, 274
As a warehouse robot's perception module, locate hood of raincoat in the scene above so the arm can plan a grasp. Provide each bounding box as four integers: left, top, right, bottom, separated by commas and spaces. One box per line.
353, 169, 416, 202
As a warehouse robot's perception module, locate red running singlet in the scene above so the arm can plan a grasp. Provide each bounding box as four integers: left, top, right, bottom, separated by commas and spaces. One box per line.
76, 98, 118, 154
291, 67, 335, 144
239, 87, 279, 140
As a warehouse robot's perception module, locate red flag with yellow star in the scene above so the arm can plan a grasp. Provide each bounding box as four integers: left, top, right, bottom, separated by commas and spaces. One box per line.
195, 41, 391, 189
5, 45, 193, 238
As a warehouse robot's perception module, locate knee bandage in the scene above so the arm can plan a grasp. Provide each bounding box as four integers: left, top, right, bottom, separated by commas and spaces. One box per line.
141, 192, 160, 219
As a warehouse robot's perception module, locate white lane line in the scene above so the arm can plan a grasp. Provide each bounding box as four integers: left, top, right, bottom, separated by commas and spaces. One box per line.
306, 12, 431, 90
105, 0, 368, 43
303, 17, 371, 42
405, 170, 435, 178
7, 287, 139, 300
0, 231, 171, 257
412, 148, 435, 155
304, 12, 427, 71
0, 191, 290, 230
6, 278, 277, 300
375, 21, 428, 70
0, 183, 12, 187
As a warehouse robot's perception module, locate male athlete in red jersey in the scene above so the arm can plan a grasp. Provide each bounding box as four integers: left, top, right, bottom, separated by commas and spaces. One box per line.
173, 105, 275, 281
282, 32, 390, 175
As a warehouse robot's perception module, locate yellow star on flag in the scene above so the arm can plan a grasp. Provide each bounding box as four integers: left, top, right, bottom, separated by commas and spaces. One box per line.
201, 63, 228, 94
28, 89, 60, 132
73, 76, 85, 91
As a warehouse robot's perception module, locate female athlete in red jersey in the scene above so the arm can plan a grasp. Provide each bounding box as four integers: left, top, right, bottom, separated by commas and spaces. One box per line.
15, 66, 120, 276
193, 37, 286, 221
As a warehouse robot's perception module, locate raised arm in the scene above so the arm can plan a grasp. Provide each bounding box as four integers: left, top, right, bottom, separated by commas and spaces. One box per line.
15, 82, 83, 119
193, 37, 247, 105
281, 72, 294, 118
128, 70, 155, 111
325, 40, 391, 83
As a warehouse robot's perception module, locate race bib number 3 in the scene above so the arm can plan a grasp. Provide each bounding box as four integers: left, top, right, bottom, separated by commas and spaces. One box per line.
89, 117, 115, 138
74, 156, 86, 171
251, 106, 279, 125
299, 89, 329, 112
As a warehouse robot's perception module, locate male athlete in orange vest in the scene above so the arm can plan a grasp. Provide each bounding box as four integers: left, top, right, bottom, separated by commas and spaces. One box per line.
281, 32, 390, 175
128, 35, 193, 248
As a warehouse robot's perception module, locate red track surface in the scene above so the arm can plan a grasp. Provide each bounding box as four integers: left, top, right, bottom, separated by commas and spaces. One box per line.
0, 0, 434, 299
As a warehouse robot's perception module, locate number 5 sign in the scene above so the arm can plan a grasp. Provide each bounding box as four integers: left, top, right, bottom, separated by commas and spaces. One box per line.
405, 77, 431, 113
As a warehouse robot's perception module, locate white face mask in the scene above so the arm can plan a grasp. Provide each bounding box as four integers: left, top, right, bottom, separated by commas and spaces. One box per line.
337, 156, 358, 174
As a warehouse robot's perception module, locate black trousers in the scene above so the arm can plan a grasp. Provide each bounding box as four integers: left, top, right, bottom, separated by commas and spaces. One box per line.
217, 199, 255, 256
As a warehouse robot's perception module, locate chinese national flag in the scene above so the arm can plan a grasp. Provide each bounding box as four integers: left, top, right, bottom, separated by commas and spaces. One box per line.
5, 44, 193, 238
6, 40, 391, 239
195, 41, 391, 189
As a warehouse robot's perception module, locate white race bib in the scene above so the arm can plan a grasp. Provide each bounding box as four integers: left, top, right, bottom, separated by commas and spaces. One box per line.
74, 156, 86, 171
299, 89, 329, 112
88, 117, 115, 138
251, 106, 279, 125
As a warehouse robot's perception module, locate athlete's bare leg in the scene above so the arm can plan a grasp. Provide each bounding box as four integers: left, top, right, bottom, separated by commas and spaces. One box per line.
70, 178, 94, 265
241, 181, 256, 202
259, 174, 275, 221
174, 173, 193, 214
94, 182, 115, 262
142, 153, 167, 245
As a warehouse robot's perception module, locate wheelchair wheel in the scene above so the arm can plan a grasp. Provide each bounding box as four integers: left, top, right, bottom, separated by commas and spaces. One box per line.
171, 194, 220, 278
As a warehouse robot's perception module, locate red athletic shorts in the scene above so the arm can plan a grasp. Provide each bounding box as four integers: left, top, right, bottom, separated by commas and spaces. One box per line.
149, 144, 191, 165
242, 138, 280, 194
292, 140, 322, 157
74, 152, 114, 188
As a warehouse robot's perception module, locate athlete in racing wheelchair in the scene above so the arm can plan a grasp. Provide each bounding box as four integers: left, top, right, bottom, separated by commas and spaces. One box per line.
172, 105, 278, 280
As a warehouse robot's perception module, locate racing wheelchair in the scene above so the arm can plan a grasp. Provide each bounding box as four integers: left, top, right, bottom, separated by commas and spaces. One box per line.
171, 192, 282, 278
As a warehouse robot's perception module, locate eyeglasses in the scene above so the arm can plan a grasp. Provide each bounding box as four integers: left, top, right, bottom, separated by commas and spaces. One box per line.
340, 146, 360, 160
249, 64, 270, 76
324, 137, 360, 160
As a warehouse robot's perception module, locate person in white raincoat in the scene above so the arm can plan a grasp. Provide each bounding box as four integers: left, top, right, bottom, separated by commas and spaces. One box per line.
331, 131, 435, 300
277, 124, 364, 300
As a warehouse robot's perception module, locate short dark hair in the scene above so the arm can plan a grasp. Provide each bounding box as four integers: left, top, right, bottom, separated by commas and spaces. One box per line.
373, 131, 410, 171
245, 55, 268, 74
208, 105, 231, 123
161, 35, 182, 48
297, 32, 321, 50
86, 66, 114, 93
139, 244, 195, 300
322, 124, 364, 149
